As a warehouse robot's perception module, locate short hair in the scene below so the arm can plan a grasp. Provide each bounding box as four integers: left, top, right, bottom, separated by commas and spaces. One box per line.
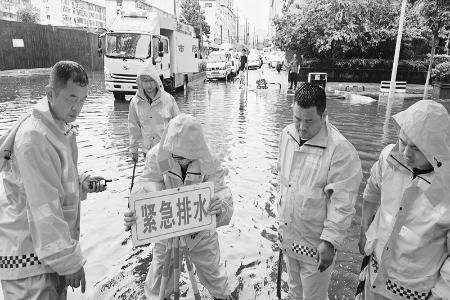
294, 82, 326, 115
49, 61, 89, 95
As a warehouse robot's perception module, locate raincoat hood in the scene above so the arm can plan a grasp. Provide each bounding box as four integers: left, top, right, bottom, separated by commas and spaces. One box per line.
392, 100, 450, 204
157, 114, 218, 175
0, 99, 68, 172
136, 64, 164, 102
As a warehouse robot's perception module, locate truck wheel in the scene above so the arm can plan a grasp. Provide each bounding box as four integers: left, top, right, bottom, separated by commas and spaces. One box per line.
113, 92, 126, 102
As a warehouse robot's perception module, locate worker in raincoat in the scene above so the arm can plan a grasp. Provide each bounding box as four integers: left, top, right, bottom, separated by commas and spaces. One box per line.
0, 61, 106, 299
358, 100, 450, 300
277, 82, 362, 299
124, 113, 233, 300
128, 65, 180, 163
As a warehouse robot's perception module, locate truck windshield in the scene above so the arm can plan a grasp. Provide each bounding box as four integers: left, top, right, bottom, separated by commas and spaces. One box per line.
208, 54, 226, 62
106, 33, 151, 59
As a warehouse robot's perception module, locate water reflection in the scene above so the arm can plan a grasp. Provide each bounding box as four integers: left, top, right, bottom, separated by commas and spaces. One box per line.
1, 70, 448, 299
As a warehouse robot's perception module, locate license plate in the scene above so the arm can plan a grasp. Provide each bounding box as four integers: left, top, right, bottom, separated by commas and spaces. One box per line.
212, 72, 219, 74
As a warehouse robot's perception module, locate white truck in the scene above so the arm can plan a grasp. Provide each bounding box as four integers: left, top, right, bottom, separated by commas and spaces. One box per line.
102, 9, 199, 101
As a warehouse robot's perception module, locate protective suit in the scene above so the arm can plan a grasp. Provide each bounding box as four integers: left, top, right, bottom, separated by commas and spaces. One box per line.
0, 99, 88, 281
277, 120, 362, 299
363, 100, 450, 300
131, 114, 233, 300
128, 65, 180, 155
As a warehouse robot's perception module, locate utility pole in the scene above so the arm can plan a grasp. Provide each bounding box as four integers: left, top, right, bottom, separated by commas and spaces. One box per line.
199, 10, 203, 58
236, 9, 239, 43
383, 0, 407, 144
244, 18, 247, 44
387, 0, 407, 109
173, 0, 176, 16
220, 25, 223, 44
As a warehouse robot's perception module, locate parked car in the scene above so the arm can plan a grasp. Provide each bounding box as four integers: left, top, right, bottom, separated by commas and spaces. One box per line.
206, 50, 233, 80
230, 51, 240, 76
270, 52, 285, 68
248, 54, 262, 69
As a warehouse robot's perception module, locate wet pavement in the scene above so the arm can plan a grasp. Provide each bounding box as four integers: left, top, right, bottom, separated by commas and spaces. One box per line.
0, 66, 446, 300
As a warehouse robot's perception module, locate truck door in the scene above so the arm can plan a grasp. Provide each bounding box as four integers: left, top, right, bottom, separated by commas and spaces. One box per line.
160, 37, 170, 79
152, 36, 163, 75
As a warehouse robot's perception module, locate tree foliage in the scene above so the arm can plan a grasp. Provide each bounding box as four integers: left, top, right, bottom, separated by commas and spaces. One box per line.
409, 0, 450, 52
16, 4, 40, 23
272, 0, 427, 60
178, 0, 210, 38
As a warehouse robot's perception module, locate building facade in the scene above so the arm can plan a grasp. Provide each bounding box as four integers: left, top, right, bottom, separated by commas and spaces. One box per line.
105, 0, 180, 27
199, 0, 236, 45
0, 0, 31, 21
0, 0, 106, 29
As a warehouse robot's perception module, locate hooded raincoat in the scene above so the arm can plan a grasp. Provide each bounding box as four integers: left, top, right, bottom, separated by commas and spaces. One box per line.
131, 114, 233, 300
363, 100, 450, 300
277, 120, 362, 260
0, 99, 88, 280
128, 65, 180, 155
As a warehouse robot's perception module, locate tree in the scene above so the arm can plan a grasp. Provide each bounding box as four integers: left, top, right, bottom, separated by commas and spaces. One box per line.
16, 4, 40, 23
409, 0, 450, 98
272, 0, 425, 60
178, 0, 210, 38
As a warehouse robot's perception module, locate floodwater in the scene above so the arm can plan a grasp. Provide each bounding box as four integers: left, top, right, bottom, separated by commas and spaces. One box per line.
0, 68, 444, 300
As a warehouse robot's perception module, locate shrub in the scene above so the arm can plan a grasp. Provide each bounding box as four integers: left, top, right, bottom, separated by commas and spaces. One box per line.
431, 62, 450, 84
301, 58, 428, 71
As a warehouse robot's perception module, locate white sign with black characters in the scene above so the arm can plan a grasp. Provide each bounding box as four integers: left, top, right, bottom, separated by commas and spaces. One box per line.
129, 182, 216, 247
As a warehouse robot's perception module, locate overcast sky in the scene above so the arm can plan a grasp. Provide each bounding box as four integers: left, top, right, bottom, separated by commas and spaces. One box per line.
235, 0, 269, 34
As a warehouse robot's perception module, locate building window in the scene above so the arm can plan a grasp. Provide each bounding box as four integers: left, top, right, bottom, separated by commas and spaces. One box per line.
205, 2, 212, 7
47, 15, 50, 20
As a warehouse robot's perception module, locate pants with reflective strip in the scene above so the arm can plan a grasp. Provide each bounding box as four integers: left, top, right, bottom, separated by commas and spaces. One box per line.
1, 273, 66, 300
285, 254, 335, 300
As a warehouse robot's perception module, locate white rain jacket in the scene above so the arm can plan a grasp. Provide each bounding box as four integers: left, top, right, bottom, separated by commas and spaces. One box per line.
277, 120, 362, 262
128, 65, 180, 154
363, 100, 450, 300
131, 114, 233, 299
0, 99, 88, 280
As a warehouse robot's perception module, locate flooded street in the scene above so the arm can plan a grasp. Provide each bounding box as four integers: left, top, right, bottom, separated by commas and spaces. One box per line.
0, 68, 441, 300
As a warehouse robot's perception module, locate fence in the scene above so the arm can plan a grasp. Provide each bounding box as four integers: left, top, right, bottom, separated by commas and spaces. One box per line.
298, 67, 427, 84
0, 20, 103, 71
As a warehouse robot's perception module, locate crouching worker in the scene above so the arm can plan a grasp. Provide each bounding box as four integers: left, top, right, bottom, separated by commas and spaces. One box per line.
124, 113, 233, 300
359, 100, 450, 299
0, 61, 107, 299
128, 65, 180, 163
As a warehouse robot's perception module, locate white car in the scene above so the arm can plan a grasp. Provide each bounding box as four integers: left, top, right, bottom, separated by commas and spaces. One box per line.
270, 52, 286, 68
230, 51, 240, 76
206, 50, 232, 80
248, 54, 262, 69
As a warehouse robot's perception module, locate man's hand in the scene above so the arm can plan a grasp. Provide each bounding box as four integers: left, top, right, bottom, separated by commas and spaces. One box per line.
82, 176, 107, 193
317, 240, 335, 272
132, 152, 138, 163
358, 228, 367, 255
207, 195, 222, 216
65, 267, 86, 293
124, 210, 137, 231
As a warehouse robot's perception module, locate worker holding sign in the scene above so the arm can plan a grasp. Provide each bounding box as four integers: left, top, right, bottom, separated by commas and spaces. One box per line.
124, 113, 233, 300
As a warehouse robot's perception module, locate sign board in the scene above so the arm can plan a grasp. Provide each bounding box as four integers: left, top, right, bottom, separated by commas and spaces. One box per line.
12, 39, 24, 48
129, 182, 215, 246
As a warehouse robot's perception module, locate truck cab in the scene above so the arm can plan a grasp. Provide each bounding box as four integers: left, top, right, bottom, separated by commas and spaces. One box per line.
102, 10, 198, 101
